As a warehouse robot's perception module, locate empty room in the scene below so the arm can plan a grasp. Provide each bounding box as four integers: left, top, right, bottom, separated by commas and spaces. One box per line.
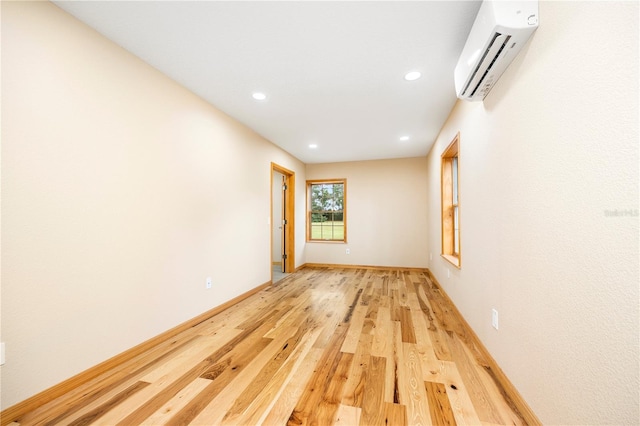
1, 1, 638, 425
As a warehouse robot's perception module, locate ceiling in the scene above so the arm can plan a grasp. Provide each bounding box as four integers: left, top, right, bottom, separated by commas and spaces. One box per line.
53, 1, 481, 164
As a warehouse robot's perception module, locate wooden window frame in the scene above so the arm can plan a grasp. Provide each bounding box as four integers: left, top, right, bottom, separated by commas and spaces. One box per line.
441, 133, 461, 268
306, 179, 347, 243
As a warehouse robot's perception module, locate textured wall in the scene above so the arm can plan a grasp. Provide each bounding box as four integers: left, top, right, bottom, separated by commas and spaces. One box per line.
1, 1, 305, 409
425, 2, 639, 424
306, 157, 429, 268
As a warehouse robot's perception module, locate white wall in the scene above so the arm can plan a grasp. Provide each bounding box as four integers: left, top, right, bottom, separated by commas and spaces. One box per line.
306, 157, 428, 268
0, 1, 306, 409
426, 2, 639, 424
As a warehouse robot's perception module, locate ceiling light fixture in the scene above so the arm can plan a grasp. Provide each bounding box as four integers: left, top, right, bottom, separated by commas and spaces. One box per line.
404, 71, 421, 81
309, 144, 318, 149
399, 136, 410, 141
252, 92, 267, 101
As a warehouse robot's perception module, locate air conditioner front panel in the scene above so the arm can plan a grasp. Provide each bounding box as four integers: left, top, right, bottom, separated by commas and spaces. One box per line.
458, 32, 511, 99
454, 1, 539, 102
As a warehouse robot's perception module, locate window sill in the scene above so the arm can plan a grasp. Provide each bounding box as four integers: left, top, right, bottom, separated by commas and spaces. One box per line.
441, 254, 461, 269
307, 240, 347, 244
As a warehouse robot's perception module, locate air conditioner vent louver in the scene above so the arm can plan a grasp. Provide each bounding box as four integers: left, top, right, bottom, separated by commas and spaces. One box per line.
461, 32, 512, 98
454, 1, 539, 102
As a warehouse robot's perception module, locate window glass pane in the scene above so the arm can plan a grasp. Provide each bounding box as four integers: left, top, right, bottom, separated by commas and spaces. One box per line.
454, 206, 459, 229
452, 156, 458, 205
323, 184, 333, 212
333, 184, 344, 211
311, 223, 322, 240
321, 222, 335, 240
454, 206, 459, 254
333, 223, 344, 240
454, 229, 459, 254
311, 184, 323, 213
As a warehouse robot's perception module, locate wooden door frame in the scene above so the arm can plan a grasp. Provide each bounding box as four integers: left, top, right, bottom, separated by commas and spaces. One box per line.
271, 163, 295, 276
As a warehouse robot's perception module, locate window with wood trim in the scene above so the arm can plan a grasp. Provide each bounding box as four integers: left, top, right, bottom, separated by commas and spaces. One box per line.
441, 134, 460, 267
307, 179, 346, 242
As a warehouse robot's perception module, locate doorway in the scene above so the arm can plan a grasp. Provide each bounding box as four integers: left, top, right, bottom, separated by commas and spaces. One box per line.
271, 163, 295, 282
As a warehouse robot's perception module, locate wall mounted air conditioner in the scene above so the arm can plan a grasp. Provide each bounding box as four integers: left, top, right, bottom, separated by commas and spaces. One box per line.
454, 1, 539, 102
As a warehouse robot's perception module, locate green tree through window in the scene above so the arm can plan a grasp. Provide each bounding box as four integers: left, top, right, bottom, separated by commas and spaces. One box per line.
307, 180, 346, 241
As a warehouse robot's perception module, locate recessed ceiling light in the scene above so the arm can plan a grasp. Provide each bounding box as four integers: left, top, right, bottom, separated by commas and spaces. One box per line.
399, 136, 410, 141
252, 92, 267, 101
309, 144, 318, 149
404, 71, 421, 81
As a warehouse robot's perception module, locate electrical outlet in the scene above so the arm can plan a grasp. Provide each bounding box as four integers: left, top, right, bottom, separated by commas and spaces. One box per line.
492, 309, 499, 330
206, 277, 212, 289
429, 252, 433, 261
447, 269, 450, 278
346, 248, 350, 255
1, 342, 5, 365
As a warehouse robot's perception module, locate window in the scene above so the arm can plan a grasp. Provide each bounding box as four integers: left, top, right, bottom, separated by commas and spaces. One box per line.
307, 179, 346, 242
441, 134, 460, 267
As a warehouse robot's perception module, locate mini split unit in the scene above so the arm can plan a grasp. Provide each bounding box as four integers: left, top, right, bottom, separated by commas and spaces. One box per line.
455, 0, 539, 102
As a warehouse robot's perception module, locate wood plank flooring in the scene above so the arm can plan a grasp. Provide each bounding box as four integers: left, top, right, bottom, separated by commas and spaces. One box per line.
10, 267, 528, 425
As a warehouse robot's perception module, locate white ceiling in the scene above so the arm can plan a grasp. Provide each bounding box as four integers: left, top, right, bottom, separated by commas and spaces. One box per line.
53, 1, 481, 164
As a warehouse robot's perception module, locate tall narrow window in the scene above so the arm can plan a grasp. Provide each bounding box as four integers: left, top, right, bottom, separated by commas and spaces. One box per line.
307, 179, 346, 242
441, 134, 460, 267
452, 156, 459, 256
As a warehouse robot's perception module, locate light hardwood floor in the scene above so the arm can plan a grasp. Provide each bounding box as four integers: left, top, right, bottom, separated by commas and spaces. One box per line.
10, 267, 531, 425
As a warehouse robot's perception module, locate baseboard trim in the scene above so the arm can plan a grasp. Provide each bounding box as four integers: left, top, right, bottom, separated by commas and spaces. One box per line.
424, 269, 541, 425
0, 280, 272, 426
301, 262, 429, 272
